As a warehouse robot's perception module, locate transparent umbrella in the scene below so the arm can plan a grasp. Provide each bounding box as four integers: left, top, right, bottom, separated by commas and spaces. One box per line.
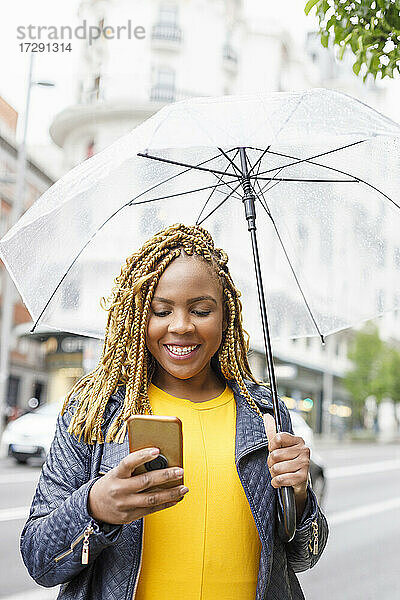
2, 88, 400, 540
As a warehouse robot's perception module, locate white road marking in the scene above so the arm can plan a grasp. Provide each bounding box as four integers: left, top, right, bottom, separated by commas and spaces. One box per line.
328, 496, 400, 526
0, 506, 29, 522
326, 459, 400, 479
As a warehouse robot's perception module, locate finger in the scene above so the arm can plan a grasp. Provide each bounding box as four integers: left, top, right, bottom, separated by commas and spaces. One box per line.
275, 433, 304, 448
135, 499, 182, 519
267, 445, 302, 467
115, 448, 160, 479
131, 467, 184, 492
263, 413, 277, 448
270, 469, 307, 489
269, 432, 303, 452
136, 485, 189, 509
268, 457, 307, 478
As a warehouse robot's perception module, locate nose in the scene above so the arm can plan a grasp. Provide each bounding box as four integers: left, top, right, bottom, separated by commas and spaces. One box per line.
167, 311, 196, 335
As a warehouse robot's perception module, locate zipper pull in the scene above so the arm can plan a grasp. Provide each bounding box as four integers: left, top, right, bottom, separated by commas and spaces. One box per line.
308, 520, 319, 555
81, 525, 94, 565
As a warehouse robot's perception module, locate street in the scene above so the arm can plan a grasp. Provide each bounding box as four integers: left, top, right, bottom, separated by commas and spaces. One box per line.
0, 442, 399, 599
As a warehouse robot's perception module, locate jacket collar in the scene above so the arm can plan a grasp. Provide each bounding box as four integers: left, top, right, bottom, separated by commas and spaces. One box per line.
227, 379, 274, 463
103, 378, 274, 468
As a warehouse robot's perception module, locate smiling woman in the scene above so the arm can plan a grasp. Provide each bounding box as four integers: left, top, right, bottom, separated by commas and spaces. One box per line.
20, 223, 328, 600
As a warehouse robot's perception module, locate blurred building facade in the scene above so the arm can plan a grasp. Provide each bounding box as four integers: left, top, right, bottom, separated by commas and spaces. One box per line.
4, 0, 399, 435
0, 97, 53, 418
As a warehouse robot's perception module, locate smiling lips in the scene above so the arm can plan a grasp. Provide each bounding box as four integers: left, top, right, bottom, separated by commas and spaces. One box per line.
164, 344, 200, 358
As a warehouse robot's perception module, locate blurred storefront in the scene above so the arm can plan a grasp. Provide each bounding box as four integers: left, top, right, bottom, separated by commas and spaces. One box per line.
17, 329, 103, 404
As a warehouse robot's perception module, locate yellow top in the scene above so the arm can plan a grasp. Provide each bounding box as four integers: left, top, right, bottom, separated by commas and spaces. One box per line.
134, 383, 262, 600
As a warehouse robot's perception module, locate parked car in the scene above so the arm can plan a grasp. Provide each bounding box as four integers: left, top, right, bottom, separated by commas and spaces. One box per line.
289, 409, 326, 507
0, 399, 63, 464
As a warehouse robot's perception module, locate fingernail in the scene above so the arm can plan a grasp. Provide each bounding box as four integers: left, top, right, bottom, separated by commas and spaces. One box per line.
174, 468, 184, 476
180, 486, 189, 494
149, 448, 160, 455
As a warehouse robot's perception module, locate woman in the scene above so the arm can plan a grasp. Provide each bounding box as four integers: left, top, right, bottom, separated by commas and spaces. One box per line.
21, 223, 328, 599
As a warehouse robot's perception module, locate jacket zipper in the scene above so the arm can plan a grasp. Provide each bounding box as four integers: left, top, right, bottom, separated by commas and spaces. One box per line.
131, 523, 144, 599
54, 524, 94, 563
81, 525, 95, 564
308, 519, 319, 555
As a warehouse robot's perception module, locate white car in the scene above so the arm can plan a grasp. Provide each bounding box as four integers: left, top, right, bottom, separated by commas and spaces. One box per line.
289, 409, 326, 507
0, 400, 63, 464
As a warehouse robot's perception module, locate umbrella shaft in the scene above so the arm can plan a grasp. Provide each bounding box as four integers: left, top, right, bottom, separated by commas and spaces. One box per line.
239, 148, 282, 431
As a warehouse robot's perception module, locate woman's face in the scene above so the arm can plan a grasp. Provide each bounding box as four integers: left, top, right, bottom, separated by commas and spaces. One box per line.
146, 253, 226, 383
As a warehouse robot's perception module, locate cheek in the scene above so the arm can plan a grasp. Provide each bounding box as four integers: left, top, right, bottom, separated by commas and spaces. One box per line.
146, 317, 162, 348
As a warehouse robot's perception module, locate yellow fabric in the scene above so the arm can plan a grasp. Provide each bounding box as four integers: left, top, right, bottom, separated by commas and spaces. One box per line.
135, 383, 262, 600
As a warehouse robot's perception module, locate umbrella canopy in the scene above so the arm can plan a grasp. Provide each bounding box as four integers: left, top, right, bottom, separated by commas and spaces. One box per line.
1, 88, 400, 347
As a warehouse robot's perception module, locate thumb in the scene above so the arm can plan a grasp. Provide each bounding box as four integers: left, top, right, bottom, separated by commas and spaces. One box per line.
263, 412, 278, 449
116, 447, 159, 478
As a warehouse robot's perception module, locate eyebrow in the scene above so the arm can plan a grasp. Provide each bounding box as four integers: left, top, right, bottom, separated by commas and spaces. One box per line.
152, 295, 217, 305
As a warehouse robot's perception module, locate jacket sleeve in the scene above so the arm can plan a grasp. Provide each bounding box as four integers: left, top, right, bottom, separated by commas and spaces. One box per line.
20, 404, 123, 587
279, 401, 329, 573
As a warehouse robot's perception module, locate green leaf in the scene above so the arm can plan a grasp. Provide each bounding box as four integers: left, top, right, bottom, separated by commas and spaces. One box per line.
353, 60, 362, 75
338, 43, 347, 60
321, 30, 329, 47
304, 0, 320, 15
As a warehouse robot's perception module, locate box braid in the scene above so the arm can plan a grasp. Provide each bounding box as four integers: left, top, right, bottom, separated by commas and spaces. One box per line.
62, 223, 267, 444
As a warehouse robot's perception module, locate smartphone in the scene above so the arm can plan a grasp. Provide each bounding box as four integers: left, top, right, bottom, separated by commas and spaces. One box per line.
127, 414, 183, 490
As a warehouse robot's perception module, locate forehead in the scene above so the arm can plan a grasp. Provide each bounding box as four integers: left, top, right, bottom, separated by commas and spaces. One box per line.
154, 255, 221, 297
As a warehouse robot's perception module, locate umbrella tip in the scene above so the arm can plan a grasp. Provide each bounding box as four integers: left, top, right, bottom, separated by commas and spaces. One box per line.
320, 334, 325, 345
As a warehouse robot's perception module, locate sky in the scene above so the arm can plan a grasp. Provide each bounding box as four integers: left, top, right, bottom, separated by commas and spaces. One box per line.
1, 0, 81, 145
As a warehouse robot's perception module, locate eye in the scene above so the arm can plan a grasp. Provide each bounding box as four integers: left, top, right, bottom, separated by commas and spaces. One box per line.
153, 311, 170, 317
193, 310, 211, 316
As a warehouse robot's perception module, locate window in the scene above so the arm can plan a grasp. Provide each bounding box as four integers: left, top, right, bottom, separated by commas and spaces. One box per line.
7, 375, 20, 407
159, 4, 178, 25
156, 67, 175, 88
151, 67, 176, 102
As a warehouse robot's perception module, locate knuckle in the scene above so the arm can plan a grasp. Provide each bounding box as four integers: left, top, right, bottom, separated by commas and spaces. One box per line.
163, 469, 174, 481
141, 472, 151, 488
147, 494, 157, 507
109, 485, 120, 500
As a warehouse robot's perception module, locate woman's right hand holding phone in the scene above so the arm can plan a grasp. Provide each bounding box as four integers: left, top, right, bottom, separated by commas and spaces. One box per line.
88, 448, 188, 525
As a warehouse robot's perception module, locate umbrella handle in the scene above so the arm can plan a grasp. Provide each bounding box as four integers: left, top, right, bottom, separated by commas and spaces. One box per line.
277, 485, 296, 542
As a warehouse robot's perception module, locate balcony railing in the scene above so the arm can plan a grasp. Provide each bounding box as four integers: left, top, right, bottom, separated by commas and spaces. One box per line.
150, 84, 176, 103
152, 23, 182, 44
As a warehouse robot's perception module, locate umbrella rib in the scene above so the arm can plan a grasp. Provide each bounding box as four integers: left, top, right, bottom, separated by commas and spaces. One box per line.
208, 149, 242, 199
258, 148, 400, 212
129, 179, 240, 206
195, 149, 242, 224
248, 139, 368, 176
196, 181, 243, 226
137, 152, 238, 178
249, 164, 325, 343
217, 147, 243, 177
254, 176, 359, 183
247, 146, 271, 177
30, 177, 238, 333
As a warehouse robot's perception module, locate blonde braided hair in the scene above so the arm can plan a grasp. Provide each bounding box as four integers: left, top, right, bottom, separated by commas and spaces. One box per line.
62, 223, 267, 444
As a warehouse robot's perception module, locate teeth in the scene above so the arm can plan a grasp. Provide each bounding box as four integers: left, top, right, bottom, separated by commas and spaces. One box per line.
166, 344, 198, 356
